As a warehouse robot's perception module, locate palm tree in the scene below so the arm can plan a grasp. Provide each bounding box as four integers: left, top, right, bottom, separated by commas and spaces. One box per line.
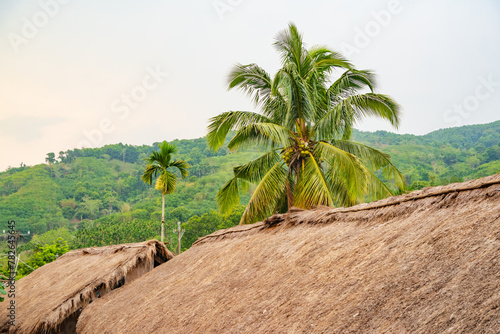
142, 141, 189, 243
207, 23, 405, 225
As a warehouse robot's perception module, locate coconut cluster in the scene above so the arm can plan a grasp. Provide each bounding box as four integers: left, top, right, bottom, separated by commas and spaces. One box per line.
282, 140, 311, 164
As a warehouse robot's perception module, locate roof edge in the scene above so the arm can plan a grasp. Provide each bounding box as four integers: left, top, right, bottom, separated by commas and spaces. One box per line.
32, 240, 173, 333
193, 174, 500, 246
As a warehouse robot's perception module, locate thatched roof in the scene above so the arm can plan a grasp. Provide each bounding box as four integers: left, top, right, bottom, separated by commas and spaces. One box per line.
78, 174, 500, 333
0, 239, 173, 334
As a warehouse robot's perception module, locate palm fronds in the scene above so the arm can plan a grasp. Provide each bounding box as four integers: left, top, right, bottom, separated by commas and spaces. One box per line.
207, 23, 404, 224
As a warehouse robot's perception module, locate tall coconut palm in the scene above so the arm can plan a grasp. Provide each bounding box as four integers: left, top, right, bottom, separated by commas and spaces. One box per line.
142, 141, 189, 243
207, 23, 405, 225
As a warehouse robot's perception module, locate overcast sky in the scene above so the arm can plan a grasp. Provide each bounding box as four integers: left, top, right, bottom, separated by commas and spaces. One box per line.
1, 0, 499, 171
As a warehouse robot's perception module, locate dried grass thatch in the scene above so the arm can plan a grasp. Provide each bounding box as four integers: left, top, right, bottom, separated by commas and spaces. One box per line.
74, 174, 499, 333
0, 239, 173, 334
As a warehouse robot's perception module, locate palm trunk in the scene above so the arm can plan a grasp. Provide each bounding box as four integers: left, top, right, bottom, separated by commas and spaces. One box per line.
286, 179, 293, 209
161, 193, 165, 243
177, 221, 181, 255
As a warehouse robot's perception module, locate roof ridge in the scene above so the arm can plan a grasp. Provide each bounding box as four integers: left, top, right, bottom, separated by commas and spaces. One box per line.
192, 174, 500, 246
325, 176, 500, 214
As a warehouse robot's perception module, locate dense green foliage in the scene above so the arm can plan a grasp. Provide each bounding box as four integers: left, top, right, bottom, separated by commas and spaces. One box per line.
0, 234, 69, 280
0, 136, 258, 263
352, 121, 500, 189
0, 283, 5, 302
0, 120, 498, 278
25, 238, 69, 271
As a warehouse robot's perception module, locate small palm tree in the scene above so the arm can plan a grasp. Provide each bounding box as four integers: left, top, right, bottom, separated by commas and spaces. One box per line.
142, 141, 189, 243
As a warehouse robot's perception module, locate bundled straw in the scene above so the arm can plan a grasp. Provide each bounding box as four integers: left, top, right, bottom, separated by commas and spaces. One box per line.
0, 240, 173, 334
78, 174, 500, 333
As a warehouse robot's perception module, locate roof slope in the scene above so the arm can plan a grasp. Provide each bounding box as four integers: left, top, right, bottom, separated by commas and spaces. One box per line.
0, 239, 173, 334
78, 174, 500, 334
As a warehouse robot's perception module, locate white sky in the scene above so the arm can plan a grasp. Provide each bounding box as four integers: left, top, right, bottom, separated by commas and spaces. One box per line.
1, 0, 499, 171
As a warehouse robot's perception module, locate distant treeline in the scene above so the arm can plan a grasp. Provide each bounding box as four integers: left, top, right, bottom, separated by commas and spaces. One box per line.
0, 121, 498, 260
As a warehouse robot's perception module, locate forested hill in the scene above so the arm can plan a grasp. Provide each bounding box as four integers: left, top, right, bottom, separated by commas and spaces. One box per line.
352, 121, 499, 185
353, 121, 500, 149
0, 121, 498, 259
424, 121, 500, 149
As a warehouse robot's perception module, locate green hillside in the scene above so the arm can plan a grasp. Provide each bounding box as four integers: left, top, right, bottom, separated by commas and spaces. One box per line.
352, 121, 500, 186
0, 121, 499, 277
